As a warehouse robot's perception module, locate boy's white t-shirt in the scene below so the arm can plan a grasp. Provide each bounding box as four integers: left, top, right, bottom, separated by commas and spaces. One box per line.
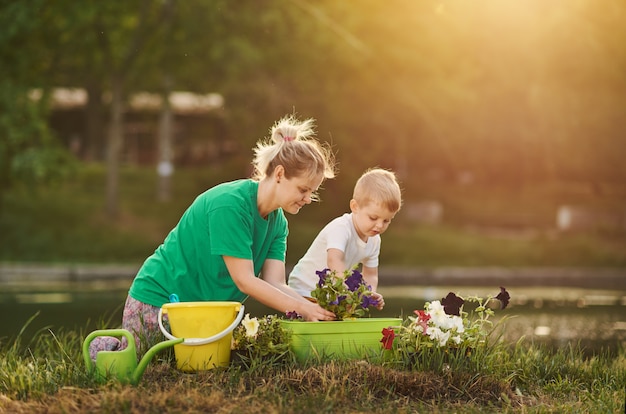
288, 213, 380, 297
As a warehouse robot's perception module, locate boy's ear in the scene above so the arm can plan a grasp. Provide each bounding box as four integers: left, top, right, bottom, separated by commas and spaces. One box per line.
349, 199, 359, 212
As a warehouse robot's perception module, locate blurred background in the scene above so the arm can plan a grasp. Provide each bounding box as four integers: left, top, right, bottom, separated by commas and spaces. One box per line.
0, 0, 624, 349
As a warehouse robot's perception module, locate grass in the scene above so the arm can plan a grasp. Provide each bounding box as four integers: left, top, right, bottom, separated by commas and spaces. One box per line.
0, 323, 624, 413
0, 162, 625, 267
1, 163, 625, 411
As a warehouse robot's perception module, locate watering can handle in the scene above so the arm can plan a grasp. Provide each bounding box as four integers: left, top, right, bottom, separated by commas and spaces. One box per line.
158, 304, 245, 346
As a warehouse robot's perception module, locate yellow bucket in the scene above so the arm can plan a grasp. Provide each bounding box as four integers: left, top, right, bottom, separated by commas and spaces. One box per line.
158, 301, 244, 371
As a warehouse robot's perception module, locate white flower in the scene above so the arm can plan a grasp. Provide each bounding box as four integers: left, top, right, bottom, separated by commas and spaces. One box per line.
428, 326, 451, 347
427, 301, 448, 328
242, 314, 259, 338
437, 315, 455, 331
450, 315, 465, 333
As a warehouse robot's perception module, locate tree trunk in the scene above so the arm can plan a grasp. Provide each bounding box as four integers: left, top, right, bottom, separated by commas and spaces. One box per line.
157, 75, 174, 202
84, 80, 105, 161
157, 0, 175, 202
105, 75, 125, 219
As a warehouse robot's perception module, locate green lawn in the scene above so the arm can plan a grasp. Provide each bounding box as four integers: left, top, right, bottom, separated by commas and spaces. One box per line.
1, 164, 625, 412
0, 322, 624, 413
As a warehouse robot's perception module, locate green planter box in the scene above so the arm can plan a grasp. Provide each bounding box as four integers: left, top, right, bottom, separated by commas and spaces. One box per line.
280, 318, 402, 362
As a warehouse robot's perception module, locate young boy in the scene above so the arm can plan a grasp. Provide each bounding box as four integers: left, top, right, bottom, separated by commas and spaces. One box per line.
288, 168, 402, 309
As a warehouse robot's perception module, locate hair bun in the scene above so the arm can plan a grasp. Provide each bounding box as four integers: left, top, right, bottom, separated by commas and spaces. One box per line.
270, 115, 315, 144
252, 114, 334, 181
272, 126, 298, 144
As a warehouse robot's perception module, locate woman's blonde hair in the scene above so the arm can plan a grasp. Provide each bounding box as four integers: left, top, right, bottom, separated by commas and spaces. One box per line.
252, 115, 336, 183
353, 168, 403, 213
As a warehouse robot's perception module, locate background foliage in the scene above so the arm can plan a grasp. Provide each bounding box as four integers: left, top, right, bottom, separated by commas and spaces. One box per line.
1, 0, 625, 263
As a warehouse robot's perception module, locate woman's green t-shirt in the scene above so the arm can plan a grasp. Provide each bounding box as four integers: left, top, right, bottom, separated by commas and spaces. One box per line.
129, 179, 288, 307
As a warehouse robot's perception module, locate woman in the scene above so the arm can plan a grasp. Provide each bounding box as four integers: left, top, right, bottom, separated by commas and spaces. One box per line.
117, 114, 337, 353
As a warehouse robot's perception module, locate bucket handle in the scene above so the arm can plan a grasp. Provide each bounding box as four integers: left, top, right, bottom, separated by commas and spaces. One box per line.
158, 304, 245, 346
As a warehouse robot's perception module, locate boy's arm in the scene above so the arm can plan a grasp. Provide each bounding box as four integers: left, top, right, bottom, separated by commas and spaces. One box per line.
328, 249, 380, 292
362, 265, 379, 291
362, 265, 385, 310
327, 249, 385, 310
327, 248, 347, 273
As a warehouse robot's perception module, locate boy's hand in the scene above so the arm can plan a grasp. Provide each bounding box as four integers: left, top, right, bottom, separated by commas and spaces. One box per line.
372, 292, 385, 310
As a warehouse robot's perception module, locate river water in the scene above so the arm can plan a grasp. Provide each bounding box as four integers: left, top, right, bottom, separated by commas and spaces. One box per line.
1, 281, 625, 354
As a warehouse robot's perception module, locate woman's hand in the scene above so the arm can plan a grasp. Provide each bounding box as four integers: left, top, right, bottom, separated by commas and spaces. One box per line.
298, 301, 336, 322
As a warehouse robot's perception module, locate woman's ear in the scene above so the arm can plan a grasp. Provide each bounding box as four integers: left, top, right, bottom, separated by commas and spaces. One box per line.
273, 165, 285, 183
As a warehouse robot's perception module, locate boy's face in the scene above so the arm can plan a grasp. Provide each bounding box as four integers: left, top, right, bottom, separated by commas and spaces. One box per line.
349, 199, 396, 241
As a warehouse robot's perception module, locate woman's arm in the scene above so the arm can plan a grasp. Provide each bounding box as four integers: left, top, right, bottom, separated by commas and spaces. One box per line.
223, 256, 335, 321
261, 259, 308, 300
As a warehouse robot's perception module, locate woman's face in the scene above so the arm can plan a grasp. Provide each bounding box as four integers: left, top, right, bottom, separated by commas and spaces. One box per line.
279, 173, 324, 215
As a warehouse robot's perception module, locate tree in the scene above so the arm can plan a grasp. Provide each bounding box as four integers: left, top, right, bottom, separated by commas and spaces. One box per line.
0, 1, 73, 214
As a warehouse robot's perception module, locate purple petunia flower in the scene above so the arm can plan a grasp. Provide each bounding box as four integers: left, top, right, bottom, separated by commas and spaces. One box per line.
441, 292, 464, 316
331, 295, 347, 306
361, 294, 379, 309
316, 268, 330, 288
345, 270, 364, 292
496, 286, 510, 309
285, 310, 301, 320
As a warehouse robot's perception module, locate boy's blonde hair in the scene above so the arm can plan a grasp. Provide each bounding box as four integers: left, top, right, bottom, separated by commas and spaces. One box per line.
252, 115, 336, 186
353, 168, 402, 213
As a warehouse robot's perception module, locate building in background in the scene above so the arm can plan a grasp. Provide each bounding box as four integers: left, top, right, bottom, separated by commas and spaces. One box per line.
35, 88, 233, 166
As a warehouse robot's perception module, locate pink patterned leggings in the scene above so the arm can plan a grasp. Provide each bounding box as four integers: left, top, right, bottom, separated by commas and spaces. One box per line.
88, 295, 169, 361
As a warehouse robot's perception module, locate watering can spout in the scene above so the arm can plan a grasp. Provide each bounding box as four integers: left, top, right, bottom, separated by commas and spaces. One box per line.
83, 329, 183, 386
133, 337, 184, 384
